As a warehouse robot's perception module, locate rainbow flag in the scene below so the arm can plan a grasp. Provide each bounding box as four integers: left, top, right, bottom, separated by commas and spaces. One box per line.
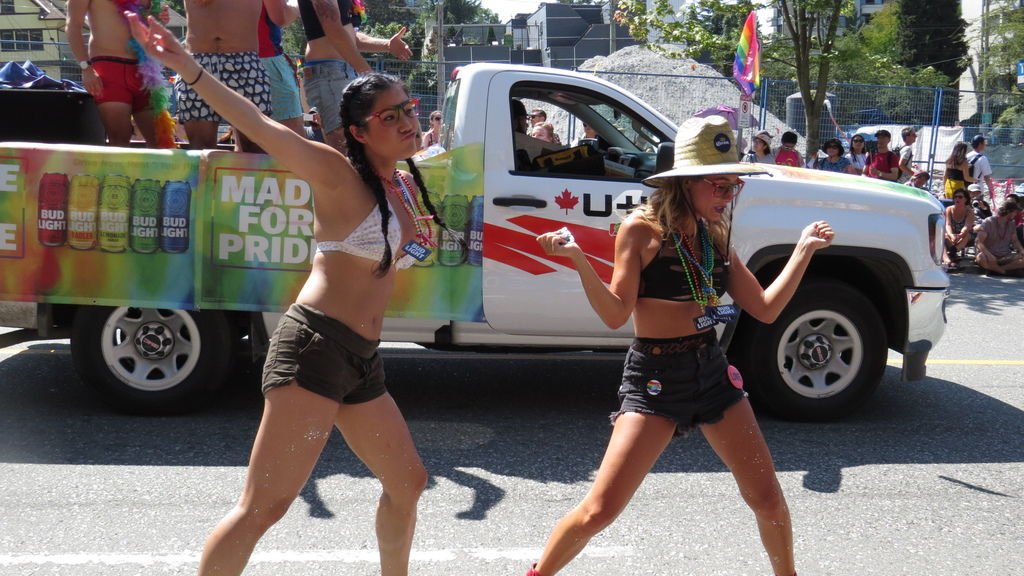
733, 11, 760, 97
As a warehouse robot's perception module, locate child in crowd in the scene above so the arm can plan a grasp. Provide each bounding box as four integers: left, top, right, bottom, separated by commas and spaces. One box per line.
775, 131, 801, 167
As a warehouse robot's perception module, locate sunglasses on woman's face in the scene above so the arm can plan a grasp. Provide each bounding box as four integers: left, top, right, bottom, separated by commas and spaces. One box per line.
852, 139, 864, 144
365, 98, 419, 127
702, 178, 744, 199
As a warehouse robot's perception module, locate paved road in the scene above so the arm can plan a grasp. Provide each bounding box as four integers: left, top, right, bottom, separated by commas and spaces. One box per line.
0, 272, 1021, 576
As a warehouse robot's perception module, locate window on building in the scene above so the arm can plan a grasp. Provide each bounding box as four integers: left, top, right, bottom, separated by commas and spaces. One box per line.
0, 30, 44, 52
0, 0, 15, 14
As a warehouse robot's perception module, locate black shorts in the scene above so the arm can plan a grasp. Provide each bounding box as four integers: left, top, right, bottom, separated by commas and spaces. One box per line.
261, 303, 386, 405
615, 331, 746, 436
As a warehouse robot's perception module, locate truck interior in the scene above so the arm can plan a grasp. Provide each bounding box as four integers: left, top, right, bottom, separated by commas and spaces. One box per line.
509, 82, 672, 181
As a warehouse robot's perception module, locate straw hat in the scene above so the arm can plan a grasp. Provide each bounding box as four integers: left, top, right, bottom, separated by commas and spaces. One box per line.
753, 130, 772, 145
643, 115, 767, 188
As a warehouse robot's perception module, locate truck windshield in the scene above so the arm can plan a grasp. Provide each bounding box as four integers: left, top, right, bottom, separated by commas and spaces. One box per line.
440, 78, 460, 151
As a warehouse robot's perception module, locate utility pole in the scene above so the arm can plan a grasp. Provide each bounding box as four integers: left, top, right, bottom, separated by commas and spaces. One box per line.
437, 0, 445, 112
980, 0, 990, 130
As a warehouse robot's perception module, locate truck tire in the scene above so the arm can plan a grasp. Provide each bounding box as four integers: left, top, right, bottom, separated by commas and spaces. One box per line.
71, 306, 235, 414
733, 279, 886, 421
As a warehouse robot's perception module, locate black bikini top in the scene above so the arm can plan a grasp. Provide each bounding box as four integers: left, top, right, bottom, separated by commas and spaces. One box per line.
638, 237, 729, 302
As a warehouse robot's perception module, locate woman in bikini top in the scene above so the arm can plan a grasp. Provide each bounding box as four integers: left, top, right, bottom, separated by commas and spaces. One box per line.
127, 15, 449, 576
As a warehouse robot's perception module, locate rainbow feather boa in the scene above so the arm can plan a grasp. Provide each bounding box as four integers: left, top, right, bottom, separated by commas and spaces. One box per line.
352, 0, 366, 25
117, 0, 176, 148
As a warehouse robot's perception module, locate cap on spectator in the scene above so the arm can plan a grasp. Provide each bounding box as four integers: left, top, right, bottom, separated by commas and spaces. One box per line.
971, 134, 986, 148
967, 183, 982, 193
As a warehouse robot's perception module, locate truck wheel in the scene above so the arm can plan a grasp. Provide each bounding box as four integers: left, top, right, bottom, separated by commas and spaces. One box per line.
733, 280, 886, 421
71, 306, 234, 414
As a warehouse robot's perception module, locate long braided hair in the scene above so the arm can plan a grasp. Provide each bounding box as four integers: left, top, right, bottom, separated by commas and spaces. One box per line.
340, 73, 450, 276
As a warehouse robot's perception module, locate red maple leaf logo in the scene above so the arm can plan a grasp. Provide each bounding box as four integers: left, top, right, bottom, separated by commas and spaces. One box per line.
554, 188, 579, 214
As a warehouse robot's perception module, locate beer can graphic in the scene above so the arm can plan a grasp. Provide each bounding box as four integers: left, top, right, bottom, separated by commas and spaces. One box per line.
160, 180, 191, 253
438, 194, 468, 266
130, 178, 162, 254
467, 195, 484, 266
67, 174, 100, 250
99, 174, 131, 252
37, 173, 69, 247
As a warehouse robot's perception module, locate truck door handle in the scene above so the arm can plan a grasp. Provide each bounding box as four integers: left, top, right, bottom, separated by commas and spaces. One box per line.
492, 196, 547, 208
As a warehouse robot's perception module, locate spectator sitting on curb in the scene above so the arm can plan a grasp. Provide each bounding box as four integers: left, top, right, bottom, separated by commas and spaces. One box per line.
974, 198, 1024, 276
969, 183, 993, 220
909, 169, 930, 191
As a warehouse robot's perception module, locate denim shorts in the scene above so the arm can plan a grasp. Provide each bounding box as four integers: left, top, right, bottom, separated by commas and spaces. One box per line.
260, 54, 303, 122
261, 303, 386, 405
302, 59, 358, 134
615, 331, 746, 436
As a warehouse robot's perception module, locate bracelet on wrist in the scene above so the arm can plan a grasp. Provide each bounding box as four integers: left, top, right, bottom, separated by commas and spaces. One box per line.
184, 68, 204, 86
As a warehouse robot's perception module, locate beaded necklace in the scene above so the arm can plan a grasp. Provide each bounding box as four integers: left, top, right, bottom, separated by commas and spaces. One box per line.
671, 221, 717, 307
381, 170, 437, 247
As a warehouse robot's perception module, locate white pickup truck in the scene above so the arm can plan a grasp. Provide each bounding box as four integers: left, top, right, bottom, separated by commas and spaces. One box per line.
0, 63, 948, 421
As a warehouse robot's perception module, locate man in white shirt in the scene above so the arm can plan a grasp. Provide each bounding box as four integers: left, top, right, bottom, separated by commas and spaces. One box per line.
967, 134, 996, 203
897, 127, 917, 183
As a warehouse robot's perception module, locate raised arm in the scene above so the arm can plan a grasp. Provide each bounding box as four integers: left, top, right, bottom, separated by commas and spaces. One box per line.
126, 14, 352, 191
536, 217, 646, 330
309, 0, 372, 74
264, 0, 299, 26
355, 27, 411, 60
727, 221, 834, 323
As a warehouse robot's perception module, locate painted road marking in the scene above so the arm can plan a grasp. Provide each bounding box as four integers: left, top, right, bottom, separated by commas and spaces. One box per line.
0, 546, 632, 566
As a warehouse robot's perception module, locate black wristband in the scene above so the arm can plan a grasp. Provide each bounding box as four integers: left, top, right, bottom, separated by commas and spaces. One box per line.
185, 68, 204, 86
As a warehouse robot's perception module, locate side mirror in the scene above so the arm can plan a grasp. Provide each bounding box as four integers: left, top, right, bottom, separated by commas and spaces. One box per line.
655, 141, 675, 174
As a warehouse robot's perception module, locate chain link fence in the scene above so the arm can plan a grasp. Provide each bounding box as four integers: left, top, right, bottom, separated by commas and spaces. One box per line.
7, 49, 1024, 197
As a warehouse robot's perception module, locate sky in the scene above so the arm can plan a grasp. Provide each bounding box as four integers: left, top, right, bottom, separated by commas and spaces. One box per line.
479, 0, 540, 22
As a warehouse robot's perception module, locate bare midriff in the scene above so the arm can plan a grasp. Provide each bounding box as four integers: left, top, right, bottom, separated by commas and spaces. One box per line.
86, 0, 137, 59
633, 298, 710, 339
182, 0, 261, 54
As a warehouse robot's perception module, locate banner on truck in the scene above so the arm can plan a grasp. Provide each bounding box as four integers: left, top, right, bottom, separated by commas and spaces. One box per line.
0, 144, 484, 322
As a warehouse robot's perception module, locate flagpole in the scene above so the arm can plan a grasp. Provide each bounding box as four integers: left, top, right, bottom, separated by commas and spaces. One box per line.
733, 10, 759, 161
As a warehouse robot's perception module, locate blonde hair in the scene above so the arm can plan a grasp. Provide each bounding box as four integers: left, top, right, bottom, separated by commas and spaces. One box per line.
635, 177, 730, 255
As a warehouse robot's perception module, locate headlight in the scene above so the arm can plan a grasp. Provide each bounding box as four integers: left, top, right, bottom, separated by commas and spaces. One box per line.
928, 213, 945, 266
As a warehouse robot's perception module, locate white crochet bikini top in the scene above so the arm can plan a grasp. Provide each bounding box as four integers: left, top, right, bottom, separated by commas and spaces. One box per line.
316, 196, 415, 270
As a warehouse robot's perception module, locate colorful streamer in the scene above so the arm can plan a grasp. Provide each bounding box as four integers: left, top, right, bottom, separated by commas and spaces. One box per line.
118, 0, 176, 148
352, 0, 366, 25
732, 10, 760, 97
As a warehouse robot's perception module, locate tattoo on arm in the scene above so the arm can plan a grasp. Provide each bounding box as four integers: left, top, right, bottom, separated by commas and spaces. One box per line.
311, 0, 340, 23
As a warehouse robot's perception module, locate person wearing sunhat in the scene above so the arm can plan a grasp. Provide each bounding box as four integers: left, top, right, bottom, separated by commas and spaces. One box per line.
744, 129, 776, 163
813, 138, 858, 174
530, 115, 834, 576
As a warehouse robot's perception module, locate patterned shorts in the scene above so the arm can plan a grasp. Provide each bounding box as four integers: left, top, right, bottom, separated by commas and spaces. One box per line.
175, 51, 271, 123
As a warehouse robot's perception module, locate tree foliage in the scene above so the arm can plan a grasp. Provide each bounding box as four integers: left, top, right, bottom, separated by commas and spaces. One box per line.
893, 0, 968, 85
615, 0, 758, 75
616, 0, 850, 159
976, 0, 1024, 95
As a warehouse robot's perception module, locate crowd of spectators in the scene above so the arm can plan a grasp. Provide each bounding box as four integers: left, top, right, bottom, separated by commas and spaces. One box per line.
740, 126, 1021, 276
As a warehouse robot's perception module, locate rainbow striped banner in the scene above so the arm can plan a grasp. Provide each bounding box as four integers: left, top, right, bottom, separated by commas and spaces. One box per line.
733, 10, 760, 97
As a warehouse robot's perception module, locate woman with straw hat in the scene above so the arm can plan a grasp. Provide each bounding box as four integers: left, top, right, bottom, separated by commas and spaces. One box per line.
530, 115, 834, 576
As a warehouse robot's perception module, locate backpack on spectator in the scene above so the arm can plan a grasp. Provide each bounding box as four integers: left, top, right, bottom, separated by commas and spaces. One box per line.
969, 153, 984, 180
